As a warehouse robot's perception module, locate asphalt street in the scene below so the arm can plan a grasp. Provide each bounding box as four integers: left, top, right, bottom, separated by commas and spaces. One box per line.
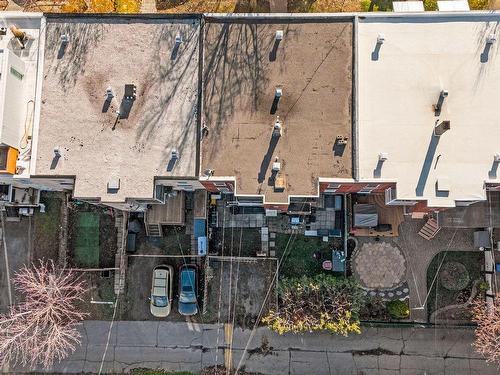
8, 321, 498, 375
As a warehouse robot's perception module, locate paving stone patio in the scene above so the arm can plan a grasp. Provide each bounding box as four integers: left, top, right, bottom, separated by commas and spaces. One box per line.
352, 241, 407, 289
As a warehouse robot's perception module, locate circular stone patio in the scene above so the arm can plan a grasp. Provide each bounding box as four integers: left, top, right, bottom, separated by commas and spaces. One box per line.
352, 241, 407, 289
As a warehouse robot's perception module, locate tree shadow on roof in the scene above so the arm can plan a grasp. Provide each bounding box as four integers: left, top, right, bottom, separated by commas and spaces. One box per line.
203, 22, 272, 161
45, 20, 105, 91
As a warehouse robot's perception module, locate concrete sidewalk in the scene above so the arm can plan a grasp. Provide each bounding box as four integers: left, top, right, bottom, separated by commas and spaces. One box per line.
10, 321, 498, 374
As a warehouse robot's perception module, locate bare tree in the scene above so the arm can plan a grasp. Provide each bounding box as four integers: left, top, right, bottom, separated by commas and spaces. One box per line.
0, 260, 89, 369
471, 293, 500, 365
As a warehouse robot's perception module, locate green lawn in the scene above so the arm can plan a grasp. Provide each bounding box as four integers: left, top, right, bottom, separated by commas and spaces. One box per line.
74, 212, 100, 267
275, 234, 333, 278
426, 251, 483, 317
33, 192, 63, 260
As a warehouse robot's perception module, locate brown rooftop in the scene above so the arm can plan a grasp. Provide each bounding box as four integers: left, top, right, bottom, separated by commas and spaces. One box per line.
201, 20, 353, 204
34, 17, 200, 203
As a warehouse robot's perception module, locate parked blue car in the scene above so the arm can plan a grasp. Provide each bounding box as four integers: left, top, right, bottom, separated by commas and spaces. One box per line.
178, 264, 198, 316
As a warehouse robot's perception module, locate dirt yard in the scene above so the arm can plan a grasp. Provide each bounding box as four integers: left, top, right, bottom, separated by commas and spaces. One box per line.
204, 257, 277, 329
121, 255, 203, 321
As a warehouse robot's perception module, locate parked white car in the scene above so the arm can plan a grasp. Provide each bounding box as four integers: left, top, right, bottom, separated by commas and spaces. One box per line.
150, 265, 173, 317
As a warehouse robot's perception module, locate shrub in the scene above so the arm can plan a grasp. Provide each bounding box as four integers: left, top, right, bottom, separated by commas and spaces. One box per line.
62, 0, 88, 12
387, 299, 410, 319
469, 0, 488, 9
262, 275, 363, 336
478, 280, 489, 292
423, 0, 438, 10
115, 0, 140, 12
360, 0, 371, 11
89, 0, 115, 12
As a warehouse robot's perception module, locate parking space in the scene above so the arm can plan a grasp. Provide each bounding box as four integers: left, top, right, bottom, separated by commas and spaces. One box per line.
121, 255, 203, 322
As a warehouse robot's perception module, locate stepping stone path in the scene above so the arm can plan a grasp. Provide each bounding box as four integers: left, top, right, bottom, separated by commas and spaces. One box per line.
353, 241, 407, 289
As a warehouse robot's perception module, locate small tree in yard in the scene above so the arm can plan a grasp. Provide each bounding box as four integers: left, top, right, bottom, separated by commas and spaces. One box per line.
471, 293, 500, 365
262, 275, 363, 336
0, 260, 89, 369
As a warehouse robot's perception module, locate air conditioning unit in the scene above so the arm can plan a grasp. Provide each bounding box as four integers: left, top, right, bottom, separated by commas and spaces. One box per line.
19, 207, 34, 216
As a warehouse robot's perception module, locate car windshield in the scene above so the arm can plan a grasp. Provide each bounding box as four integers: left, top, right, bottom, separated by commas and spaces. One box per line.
182, 285, 193, 293
152, 295, 168, 307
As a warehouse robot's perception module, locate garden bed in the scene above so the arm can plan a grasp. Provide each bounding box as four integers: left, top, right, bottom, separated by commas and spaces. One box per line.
426, 251, 483, 319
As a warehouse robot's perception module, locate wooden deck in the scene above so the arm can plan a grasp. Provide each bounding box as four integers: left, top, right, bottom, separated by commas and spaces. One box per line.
351, 194, 405, 237
145, 191, 185, 225
194, 190, 207, 219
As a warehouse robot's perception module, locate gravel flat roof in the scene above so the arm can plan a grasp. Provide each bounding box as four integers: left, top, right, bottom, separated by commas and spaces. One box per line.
201, 20, 353, 204
35, 17, 200, 203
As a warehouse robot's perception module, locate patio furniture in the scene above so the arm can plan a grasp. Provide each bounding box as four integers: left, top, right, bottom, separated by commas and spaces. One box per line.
354, 203, 378, 228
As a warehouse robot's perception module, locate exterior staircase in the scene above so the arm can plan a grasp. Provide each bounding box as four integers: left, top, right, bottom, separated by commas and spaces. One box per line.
146, 223, 162, 237
418, 217, 440, 240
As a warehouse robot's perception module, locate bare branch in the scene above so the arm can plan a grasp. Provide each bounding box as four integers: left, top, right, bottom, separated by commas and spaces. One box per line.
0, 260, 89, 369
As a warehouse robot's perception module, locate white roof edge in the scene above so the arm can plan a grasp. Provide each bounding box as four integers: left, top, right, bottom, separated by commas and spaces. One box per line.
28, 15, 46, 176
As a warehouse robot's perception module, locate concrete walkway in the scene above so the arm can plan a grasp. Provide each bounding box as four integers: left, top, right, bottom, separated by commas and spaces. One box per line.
10, 321, 498, 374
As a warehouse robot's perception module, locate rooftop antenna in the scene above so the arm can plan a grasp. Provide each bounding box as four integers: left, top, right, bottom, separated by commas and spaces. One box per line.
175, 33, 183, 45
53, 147, 62, 158
378, 152, 389, 162
61, 34, 70, 44
105, 87, 114, 101
272, 156, 281, 172
434, 90, 448, 114
273, 116, 282, 137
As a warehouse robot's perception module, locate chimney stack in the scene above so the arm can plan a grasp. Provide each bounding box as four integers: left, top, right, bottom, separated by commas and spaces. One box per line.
434, 120, 451, 136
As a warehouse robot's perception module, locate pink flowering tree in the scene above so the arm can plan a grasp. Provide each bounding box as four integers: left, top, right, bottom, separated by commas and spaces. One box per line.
0, 260, 88, 368
471, 293, 500, 365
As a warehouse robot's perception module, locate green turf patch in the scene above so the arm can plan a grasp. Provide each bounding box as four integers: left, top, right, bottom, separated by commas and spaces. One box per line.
276, 234, 333, 278
74, 212, 100, 267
